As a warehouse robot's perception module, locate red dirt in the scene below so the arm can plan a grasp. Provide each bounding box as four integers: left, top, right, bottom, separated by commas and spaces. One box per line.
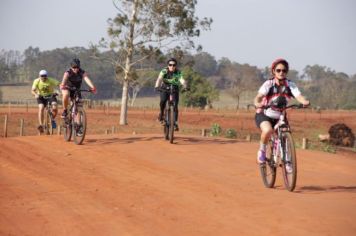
1, 133, 356, 236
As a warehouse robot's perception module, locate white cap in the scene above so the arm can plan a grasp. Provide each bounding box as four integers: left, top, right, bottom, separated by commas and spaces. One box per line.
39, 70, 48, 76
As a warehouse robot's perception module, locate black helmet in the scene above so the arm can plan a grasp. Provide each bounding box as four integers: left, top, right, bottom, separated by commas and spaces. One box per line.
70, 58, 81, 68
167, 58, 177, 65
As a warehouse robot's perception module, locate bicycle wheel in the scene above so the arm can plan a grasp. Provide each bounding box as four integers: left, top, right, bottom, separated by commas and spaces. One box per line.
163, 106, 169, 140
43, 108, 53, 135
63, 115, 72, 142
259, 139, 277, 188
168, 105, 174, 144
281, 132, 297, 192
73, 108, 87, 145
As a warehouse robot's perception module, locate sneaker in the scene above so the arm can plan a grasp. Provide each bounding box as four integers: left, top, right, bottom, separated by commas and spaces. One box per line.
51, 120, 57, 129
285, 163, 293, 174
257, 150, 267, 164
37, 125, 44, 133
61, 110, 67, 119
174, 123, 179, 131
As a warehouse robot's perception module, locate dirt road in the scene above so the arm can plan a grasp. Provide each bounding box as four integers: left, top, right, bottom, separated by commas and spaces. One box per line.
1, 134, 355, 236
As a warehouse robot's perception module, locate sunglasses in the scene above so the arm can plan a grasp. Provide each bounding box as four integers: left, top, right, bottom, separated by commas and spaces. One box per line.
275, 69, 287, 73
40, 75, 47, 78
168, 64, 176, 67
72, 66, 79, 69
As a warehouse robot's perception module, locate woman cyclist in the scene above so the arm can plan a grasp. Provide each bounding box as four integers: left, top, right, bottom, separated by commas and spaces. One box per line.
254, 58, 310, 167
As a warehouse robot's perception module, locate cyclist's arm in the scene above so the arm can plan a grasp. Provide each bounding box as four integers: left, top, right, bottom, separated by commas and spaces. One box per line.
31, 79, 39, 97
154, 73, 164, 89
60, 72, 69, 89
254, 93, 264, 108
295, 95, 310, 106
83, 73, 95, 89
179, 75, 187, 89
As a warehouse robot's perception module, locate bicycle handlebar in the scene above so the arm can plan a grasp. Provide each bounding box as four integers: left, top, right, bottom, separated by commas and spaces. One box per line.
257, 103, 309, 110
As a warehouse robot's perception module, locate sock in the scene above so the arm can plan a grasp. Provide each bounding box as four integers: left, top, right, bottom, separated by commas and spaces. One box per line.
260, 143, 267, 152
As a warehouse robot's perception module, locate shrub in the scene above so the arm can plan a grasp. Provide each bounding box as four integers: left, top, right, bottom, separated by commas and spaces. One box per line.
210, 123, 221, 136
225, 128, 237, 139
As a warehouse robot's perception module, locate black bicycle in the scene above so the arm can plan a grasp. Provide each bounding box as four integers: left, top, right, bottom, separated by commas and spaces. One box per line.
63, 87, 91, 145
157, 84, 180, 144
259, 103, 307, 192
42, 93, 58, 135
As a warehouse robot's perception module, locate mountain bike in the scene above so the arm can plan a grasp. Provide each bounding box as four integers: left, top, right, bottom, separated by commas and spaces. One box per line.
63, 87, 91, 145
157, 84, 180, 144
42, 93, 58, 135
259, 104, 307, 192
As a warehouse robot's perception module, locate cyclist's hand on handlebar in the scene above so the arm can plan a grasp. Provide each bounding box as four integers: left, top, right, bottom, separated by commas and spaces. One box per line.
90, 87, 97, 94
154, 87, 160, 92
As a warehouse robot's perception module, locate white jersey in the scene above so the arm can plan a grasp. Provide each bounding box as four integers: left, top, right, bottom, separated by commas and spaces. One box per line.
258, 79, 301, 119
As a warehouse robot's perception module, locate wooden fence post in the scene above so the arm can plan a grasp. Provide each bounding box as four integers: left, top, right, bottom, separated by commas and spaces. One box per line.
246, 134, 251, 142
3, 115, 8, 138
112, 126, 116, 134
302, 138, 308, 150
201, 128, 206, 137
20, 119, 24, 136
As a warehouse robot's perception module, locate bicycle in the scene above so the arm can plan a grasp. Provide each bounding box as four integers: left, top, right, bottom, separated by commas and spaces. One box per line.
41, 93, 58, 135
157, 84, 181, 144
63, 87, 91, 145
259, 103, 307, 192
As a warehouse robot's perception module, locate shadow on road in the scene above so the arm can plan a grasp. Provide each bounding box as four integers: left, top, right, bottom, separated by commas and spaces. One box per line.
83, 136, 240, 146
296, 185, 356, 193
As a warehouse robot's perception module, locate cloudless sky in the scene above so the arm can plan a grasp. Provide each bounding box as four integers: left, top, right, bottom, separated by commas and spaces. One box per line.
1, 0, 355, 75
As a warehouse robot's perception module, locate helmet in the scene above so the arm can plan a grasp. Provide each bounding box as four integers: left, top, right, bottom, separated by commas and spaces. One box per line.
39, 70, 48, 77
167, 58, 177, 65
70, 58, 81, 68
271, 58, 289, 72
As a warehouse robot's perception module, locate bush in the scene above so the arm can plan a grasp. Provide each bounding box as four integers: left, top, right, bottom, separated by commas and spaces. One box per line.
225, 128, 237, 139
210, 123, 221, 136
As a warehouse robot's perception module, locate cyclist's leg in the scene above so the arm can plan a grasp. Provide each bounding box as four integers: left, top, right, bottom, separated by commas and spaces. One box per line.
61, 89, 70, 117
159, 91, 168, 121
38, 103, 45, 126
255, 113, 274, 163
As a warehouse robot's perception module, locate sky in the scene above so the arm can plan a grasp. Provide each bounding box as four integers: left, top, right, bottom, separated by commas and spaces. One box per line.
1, 0, 355, 75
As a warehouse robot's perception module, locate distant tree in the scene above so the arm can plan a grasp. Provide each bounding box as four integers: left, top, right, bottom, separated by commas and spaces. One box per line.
192, 52, 217, 77
180, 67, 218, 108
93, 0, 212, 125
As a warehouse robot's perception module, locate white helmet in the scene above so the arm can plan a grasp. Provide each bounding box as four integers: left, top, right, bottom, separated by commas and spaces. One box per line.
39, 70, 48, 77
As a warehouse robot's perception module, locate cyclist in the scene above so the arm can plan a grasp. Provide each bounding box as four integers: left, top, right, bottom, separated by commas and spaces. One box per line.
31, 69, 60, 132
154, 58, 187, 131
60, 58, 96, 119
254, 58, 310, 167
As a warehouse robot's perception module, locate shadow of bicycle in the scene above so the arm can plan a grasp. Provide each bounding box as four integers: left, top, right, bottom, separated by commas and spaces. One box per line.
296, 185, 356, 193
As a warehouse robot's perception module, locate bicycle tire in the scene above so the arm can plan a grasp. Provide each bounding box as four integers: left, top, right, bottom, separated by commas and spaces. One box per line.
259, 139, 277, 188
43, 108, 53, 135
163, 105, 169, 140
73, 108, 87, 145
169, 105, 174, 144
63, 115, 72, 142
281, 132, 297, 192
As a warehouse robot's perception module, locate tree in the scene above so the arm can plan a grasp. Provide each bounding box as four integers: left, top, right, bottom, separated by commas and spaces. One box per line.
180, 67, 219, 108
94, 0, 212, 125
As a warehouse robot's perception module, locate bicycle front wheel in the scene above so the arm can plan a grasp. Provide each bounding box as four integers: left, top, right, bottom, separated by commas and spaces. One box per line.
43, 109, 53, 135
63, 115, 72, 141
281, 132, 297, 192
73, 108, 87, 145
259, 139, 276, 188
168, 106, 174, 144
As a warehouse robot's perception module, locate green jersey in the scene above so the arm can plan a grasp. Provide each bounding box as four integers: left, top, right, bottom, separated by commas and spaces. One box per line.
159, 68, 183, 86
32, 77, 60, 97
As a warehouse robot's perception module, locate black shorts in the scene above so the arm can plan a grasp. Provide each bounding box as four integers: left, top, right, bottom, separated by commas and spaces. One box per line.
37, 96, 58, 106
255, 112, 278, 128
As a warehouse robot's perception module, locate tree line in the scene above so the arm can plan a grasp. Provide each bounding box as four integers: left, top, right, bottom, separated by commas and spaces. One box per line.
0, 47, 355, 109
